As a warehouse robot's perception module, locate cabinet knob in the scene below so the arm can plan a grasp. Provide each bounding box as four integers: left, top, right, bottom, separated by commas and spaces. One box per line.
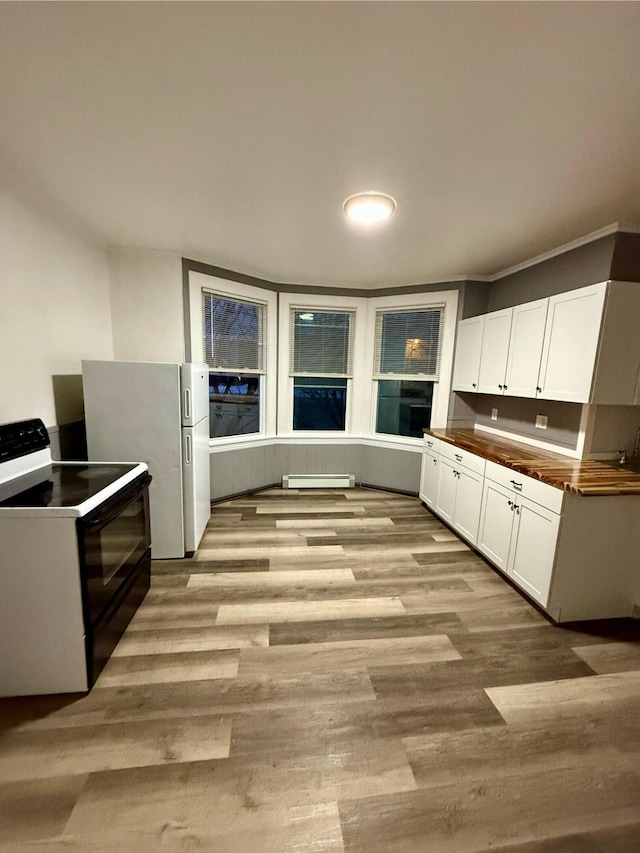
536, 386, 542, 393
472, 383, 476, 388
503, 384, 508, 390
498, 384, 503, 390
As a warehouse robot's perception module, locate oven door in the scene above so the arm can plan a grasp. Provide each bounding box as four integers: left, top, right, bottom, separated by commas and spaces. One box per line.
78, 473, 152, 627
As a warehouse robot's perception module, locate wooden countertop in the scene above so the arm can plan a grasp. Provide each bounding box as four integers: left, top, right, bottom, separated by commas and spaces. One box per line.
423, 428, 640, 496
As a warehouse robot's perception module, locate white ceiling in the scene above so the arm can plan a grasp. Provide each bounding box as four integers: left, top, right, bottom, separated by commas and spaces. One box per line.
1, 2, 640, 288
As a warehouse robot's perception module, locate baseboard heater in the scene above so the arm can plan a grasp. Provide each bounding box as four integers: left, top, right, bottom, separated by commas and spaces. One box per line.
282, 473, 355, 489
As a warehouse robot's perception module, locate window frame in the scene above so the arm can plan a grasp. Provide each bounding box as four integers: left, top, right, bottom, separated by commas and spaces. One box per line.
364, 290, 459, 443
189, 272, 278, 443
277, 293, 368, 437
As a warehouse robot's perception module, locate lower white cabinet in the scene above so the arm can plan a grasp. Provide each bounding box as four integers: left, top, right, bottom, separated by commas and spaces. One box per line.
508, 497, 560, 606
419, 447, 439, 508
435, 457, 484, 546
420, 435, 640, 621
477, 478, 560, 606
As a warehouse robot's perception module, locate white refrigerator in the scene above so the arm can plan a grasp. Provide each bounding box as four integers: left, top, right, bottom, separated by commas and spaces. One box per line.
82, 360, 211, 558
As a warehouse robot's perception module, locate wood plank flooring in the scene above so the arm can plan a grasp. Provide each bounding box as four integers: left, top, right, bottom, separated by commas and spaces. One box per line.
2, 486, 640, 851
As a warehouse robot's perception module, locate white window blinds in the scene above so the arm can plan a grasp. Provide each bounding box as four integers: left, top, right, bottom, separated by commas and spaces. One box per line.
202, 292, 266, 372
289, 309, 355, 376
373, 307, 444, 378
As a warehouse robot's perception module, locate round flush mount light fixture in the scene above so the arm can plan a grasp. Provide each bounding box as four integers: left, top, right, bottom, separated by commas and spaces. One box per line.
343, 191, 396, 224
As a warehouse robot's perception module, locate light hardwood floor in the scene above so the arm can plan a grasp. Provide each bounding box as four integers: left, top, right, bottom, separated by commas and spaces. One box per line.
1, 487, 640, 851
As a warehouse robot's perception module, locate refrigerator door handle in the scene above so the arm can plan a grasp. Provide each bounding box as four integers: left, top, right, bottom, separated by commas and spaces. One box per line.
183, 388, 192, 420
184, 433, 192, 465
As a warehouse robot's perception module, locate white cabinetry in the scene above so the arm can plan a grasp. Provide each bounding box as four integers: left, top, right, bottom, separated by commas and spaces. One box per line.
477, 468, 561, 607
421, 436, 640, 622
451, 316, 484, 392
419, 436, 440, 508
434, 444, 485, 545
537, 283, 606, 403
503, 298, 549, 398
451, 281, 640, 405
477, 308, 513, 395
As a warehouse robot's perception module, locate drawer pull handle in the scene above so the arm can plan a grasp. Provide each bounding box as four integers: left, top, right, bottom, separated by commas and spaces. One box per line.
511, 480, 523, 491
455, 453, 463, 461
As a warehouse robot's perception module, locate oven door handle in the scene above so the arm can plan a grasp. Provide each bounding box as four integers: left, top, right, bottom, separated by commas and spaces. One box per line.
82, 474, 152, 529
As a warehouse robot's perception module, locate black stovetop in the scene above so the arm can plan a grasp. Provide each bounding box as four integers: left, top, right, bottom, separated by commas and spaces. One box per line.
0, 463, 138, 508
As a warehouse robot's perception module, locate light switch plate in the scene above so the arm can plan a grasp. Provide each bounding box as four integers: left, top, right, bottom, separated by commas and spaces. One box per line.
535, 414, 548, 429
491, 408, 498, 421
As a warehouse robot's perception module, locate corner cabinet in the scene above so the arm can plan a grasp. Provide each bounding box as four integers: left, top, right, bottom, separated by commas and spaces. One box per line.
426, 439, 485, 546
451, 281, 640, 405
419, 436, 440, 508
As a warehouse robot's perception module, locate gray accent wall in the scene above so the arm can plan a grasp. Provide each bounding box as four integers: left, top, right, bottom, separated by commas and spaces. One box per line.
487, 234, 617, 311
589, 406, 640, 457
473, 396, 583, 450
610, 233, 640, 283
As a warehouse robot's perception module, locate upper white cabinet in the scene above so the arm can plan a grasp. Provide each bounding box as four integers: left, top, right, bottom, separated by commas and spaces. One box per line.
477, 308, 513, 395
537, 283, 606, 403
503, 298, 549, 398
452, 281, 640, 405
451, 316, 484, 392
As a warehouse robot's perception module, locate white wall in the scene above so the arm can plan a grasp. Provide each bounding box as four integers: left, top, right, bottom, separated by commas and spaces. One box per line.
0, 180, 113, 428
108, 248, 184, 362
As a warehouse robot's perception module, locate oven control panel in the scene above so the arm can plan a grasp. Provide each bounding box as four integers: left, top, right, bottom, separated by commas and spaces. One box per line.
0, 419, 50, 462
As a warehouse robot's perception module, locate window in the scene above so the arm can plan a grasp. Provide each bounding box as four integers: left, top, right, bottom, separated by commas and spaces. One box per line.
373, 307, 443, 438
202, 291, 266, 438
289, 308, 355, 431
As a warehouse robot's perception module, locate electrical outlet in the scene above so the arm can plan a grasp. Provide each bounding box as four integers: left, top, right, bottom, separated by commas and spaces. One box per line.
535, 414, 548, 429
491, 408, 498, 421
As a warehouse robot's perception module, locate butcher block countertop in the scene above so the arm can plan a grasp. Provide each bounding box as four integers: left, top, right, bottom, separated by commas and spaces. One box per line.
423, 428, 640, 497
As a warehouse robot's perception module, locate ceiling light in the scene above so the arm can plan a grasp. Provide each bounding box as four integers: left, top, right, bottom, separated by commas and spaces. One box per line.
343, 191, 396, 224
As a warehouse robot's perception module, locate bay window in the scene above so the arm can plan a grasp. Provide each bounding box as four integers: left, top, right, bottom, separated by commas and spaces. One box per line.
289, 308, 355, 431
373, 306, 444, 438
202, 291, 266, 438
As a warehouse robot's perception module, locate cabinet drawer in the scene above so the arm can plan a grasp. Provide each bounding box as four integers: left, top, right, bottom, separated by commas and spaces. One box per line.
484, 459, 564, 514
438, 442, 486, 476
423, 435, 441, 454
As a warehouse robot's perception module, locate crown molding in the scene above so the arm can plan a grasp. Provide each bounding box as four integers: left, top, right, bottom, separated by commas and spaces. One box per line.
487, 221, 640, 282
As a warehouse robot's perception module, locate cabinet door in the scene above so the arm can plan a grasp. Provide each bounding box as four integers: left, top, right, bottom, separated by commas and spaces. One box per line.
477, 309, 513, 395
504, 298, 548, 399
419, 449, 439, 508
452, 316, 484, 392
477, 479, 515, 572
452, 465, 484, 545
537, 283, 606, 403
435, 458, 457, 525
507, 497, 560, 606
